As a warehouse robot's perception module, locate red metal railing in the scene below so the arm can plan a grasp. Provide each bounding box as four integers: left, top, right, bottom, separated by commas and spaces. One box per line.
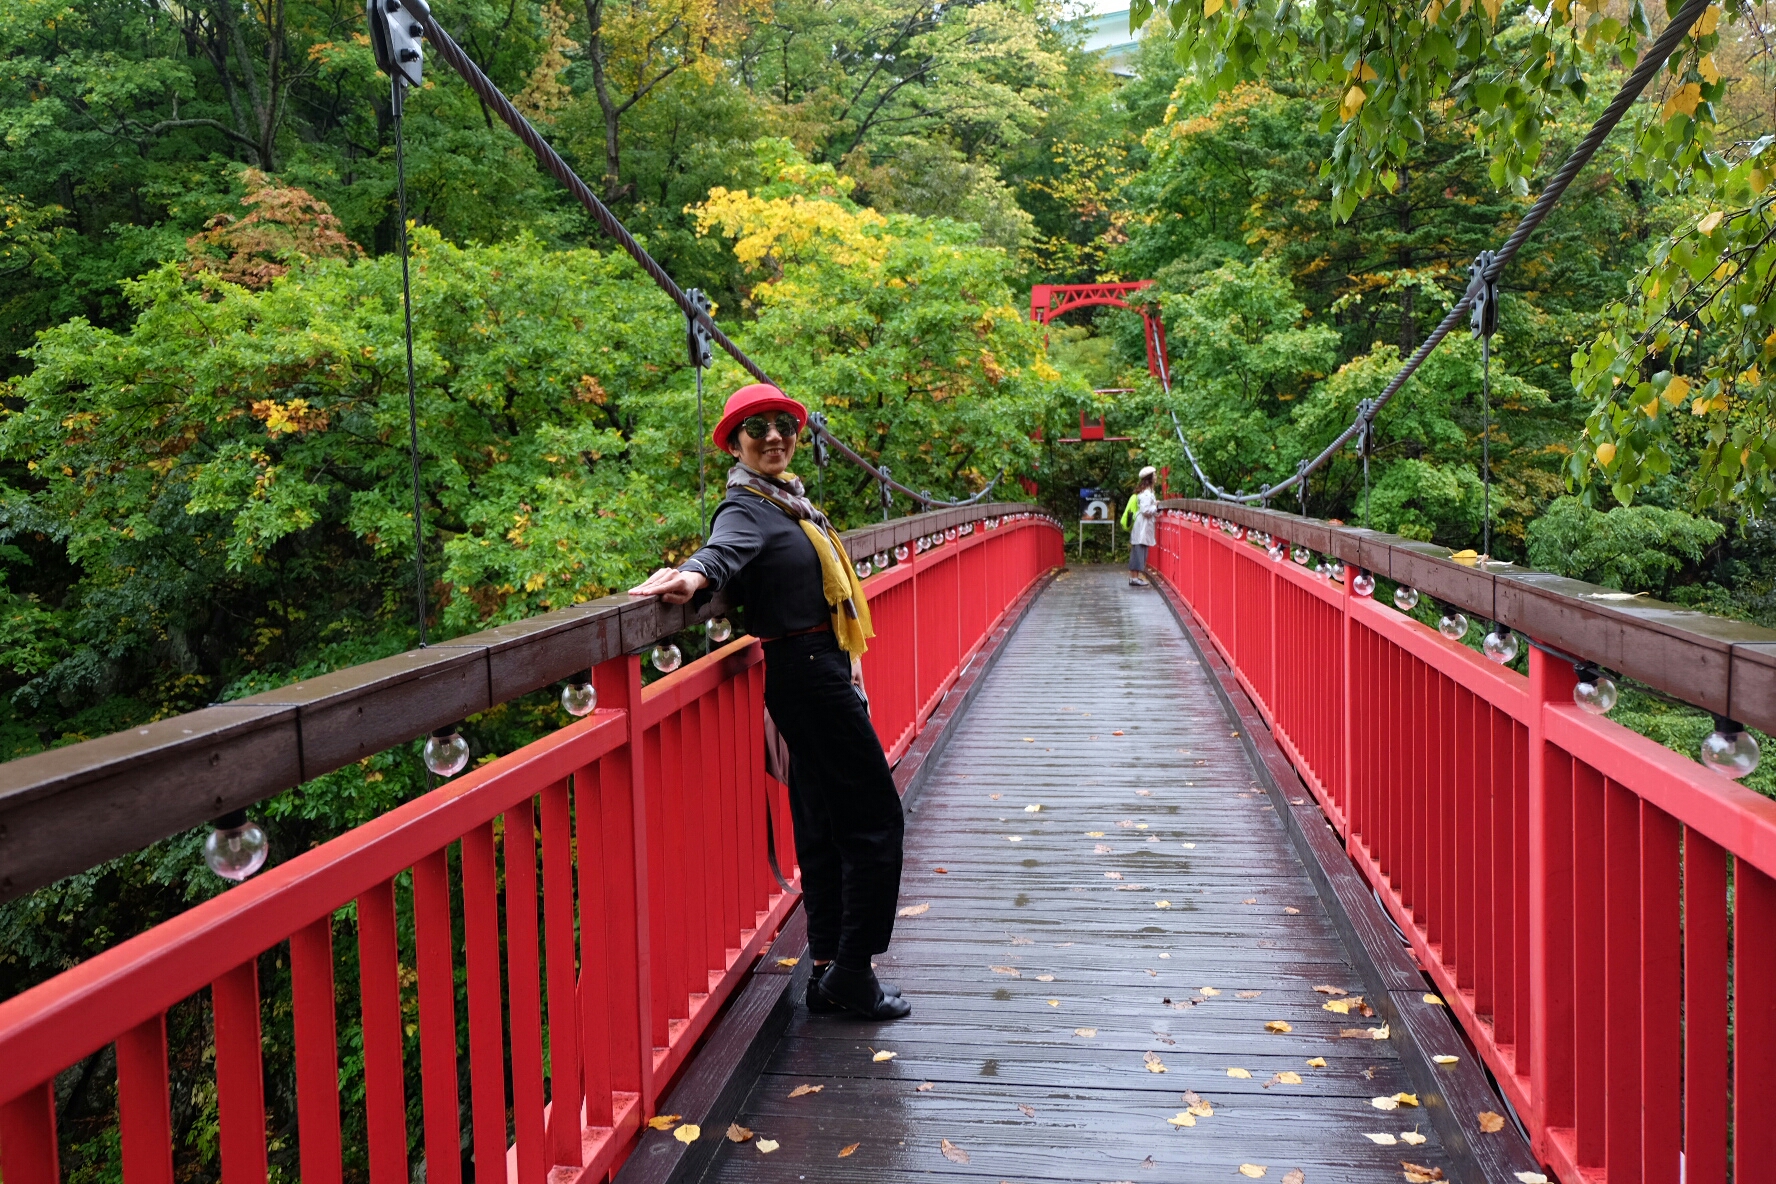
1154, 511, 1776, 1184
0, 514, 1062, 1183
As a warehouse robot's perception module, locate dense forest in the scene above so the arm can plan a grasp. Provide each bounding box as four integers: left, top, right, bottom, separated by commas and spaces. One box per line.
6, 0, 1776, 1078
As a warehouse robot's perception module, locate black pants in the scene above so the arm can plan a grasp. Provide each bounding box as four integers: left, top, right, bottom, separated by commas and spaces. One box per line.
763, 631, 904, 966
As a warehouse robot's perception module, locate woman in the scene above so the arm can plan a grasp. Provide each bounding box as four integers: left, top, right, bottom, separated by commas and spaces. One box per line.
1122, 465, 1159, 587
629, 383, 911, 1021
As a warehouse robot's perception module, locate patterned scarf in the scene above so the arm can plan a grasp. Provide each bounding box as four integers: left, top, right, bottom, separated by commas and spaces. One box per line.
727, 463, 874, 656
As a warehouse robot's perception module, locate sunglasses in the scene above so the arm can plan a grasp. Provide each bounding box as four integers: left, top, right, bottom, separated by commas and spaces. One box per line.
740, 413, 800, 440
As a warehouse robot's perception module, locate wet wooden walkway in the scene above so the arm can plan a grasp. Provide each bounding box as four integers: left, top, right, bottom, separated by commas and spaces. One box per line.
702, 566, 1458, 1183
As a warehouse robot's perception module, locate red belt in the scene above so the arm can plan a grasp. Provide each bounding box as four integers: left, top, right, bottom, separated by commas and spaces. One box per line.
761, 621, 831, 643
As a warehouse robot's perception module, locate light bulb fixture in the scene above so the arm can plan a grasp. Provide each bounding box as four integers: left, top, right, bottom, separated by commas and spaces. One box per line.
1572, 664, 1618, 715
423, 725, 471, 777
945, 528, 957, 542
1701, 716, 1761, 779
1267, 543, 1285, 562
1330, 560, 1346, 583
651, 643, 683, 674
895, 544, 910, 561
1482, 626, 1520, 664
855, 559, 872, 579
1312, 561, 1329, 580
204, 809, 269, 882
1394, 586, 1420, 612
1352, 571, 1376, 597
560, 670, 597, 717
1438, 611, 1469, 641
873, 551, 889, 569
707, 617, 733, 643
1291, 546, 1311, 566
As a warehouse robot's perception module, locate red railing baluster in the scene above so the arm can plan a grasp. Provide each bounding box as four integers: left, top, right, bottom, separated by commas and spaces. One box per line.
413, 847, 464, 1184
1684, 830, 1729, 1183
357, 879, 410, 1184
213, 959, 270, 1184
0, 1081, 58, 1183
1639, 801, 1681, 1184
117, 1013, 175, 1184
504, 798, 548, 1184
290, 918, 342, 1184
1735, 860, 1776, 1175
573, 762, 614, 1128
1603, 779, 1643, 1184
461, 820, 512, 1174
541, 777, 584, 1161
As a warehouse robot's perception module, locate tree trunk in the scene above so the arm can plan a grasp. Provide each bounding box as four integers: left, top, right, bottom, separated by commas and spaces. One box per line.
584, 0, 623, 200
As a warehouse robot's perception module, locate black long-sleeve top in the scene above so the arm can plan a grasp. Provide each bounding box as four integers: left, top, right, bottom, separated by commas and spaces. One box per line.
678, 490, 829, 639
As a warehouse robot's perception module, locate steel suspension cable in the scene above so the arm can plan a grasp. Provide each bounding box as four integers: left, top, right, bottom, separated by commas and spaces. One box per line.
1162, 0, 1713, 506
397, 0, 1001, 509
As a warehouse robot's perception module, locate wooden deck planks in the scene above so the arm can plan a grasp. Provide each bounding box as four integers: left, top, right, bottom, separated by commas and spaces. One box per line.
701, 567, 1457, 1183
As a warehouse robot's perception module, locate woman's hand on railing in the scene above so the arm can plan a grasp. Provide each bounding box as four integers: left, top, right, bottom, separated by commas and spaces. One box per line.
629, 567, 708, 605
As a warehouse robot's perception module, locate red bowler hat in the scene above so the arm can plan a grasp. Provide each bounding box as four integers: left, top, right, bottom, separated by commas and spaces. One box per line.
712, 383, 807, 452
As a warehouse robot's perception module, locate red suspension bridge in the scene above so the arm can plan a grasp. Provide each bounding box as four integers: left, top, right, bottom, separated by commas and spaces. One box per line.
1, 501, 1773, 1184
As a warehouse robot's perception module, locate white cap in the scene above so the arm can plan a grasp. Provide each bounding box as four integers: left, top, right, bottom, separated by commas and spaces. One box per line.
1138, 465, 1157, 479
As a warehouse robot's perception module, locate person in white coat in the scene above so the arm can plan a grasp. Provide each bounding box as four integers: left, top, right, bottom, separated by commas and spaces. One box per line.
1122, 465, 1159, 587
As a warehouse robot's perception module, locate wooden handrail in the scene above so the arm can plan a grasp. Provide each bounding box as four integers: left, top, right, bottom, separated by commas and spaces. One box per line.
1166, 499, 1776, 736
0, 502, 1056, 900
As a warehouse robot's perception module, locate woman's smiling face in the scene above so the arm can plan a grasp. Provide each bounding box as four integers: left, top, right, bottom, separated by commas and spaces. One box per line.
733, 416, 798, 477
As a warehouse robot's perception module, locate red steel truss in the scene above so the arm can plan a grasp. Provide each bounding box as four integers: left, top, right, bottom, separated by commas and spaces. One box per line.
1030, 281, 1169, 379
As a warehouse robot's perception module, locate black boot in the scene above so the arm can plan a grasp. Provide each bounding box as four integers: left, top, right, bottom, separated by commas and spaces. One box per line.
811, 963, 911, 1020
805, 963, 900, 1013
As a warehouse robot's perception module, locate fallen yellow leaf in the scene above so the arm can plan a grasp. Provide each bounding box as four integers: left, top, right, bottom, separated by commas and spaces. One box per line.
775, 957, 800, 967
674, 1124, 700, 1144
1199, 987, 1221, 996
838, 1142, 859, 1158
1403, 1163, 1445, 1183
1366, 1133, 1399, 1145
1086, 831, 1106, 837
1275, 1071, 1303, 1085
1313, 985, 1348, 996
1478, 1111, 1506, 1132
990, 966, 1020, 976
940, 1138, 970, 1164
872, 1050, 897, 1062
1372, 1096, 1401, 1111
1242, 898, 1258, 905
1105, 871, 1124, 880
1515, 1174, 1550, 1184
1265, 1020, 1293, 1033
1184, 1091, 1213, 1117
1022, 737, 1035, 742
1168, 1111, 1197, 1127
1227, 1067, 1252, 1078
897, 902, 930, 917
1143, 1051, 1168, 1073
788, 1084, 823, 1098
1284, 907, 1300, 914
1005, 836, 1021, 842
1282, 1172, 1305, 1184
1075, 1027, 1097, 1037
1432, 1054, 1459, 1065
916, 1081, 934, 1091
1238, 990, 1262, 999
1239, 1165, 1267, 1178
726, 1123, 753, 1142
647, 1114, 681, 1130
1036, 974, 1055, 982
1423, 992, 1444, 1006
1156, 901, 1172, 908
756, 1138, 779, 1154
1324, 998, 1357, 1014
1048, 999, 1060, 1006
1394, 1093, 1420, 1107
1401, 1131, 1427, 1145
1306, 1057, 1327, 1068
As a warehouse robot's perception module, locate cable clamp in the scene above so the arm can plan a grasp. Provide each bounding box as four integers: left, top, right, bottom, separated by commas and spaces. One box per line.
367, 0, 424, 87
1467, 250, 1499, 341
685, 287, 713, 369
